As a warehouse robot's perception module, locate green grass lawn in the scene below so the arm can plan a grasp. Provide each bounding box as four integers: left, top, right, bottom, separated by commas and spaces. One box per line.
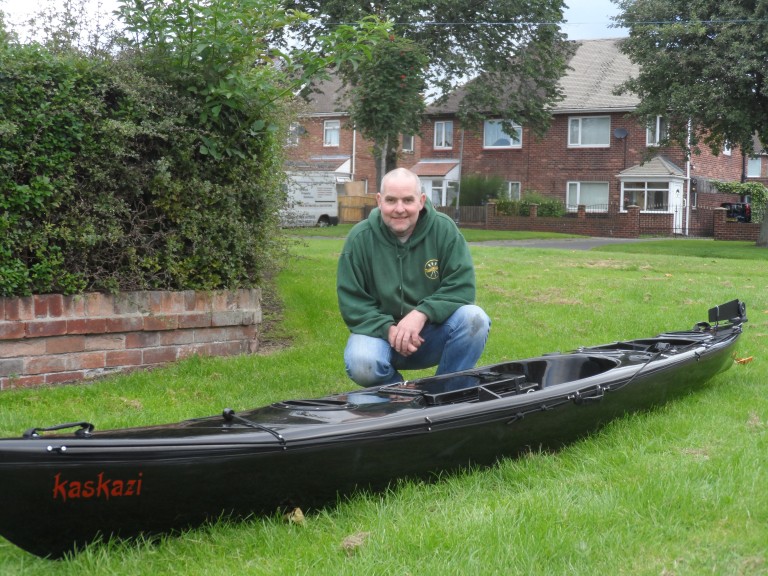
285, 223, 583, 243
1, 236, 766, 575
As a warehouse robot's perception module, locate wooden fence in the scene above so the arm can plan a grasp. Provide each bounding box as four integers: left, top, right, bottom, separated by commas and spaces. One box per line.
338, 196, 377, 223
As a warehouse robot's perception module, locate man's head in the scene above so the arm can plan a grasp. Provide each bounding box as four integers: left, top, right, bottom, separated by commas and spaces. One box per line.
377, 168, 426, 241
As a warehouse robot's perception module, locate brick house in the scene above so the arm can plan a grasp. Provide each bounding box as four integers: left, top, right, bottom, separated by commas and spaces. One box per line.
287, 75, 380, 196
287, 39, 765, 235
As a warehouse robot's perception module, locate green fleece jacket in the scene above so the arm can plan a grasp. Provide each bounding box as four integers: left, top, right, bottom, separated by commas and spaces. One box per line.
337, 201, 476, 340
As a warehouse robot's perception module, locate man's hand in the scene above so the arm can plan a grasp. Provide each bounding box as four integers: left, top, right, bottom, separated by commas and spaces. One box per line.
388, 310, 427, 356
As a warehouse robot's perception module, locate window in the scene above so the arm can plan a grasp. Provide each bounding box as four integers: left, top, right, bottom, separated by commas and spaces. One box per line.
429, 179, 458, 206
505, 182, 521, 200
286, 122, 301, 147
646, 116, 668, 146
323, 120, 340, 147
723, 141, 732, 156
402, 134, 415, 153
483, 120, 522, 148
747, 156, 762, 178
566, 182, 609, 210
434, 121, 453, 149
621, 181, 669, 211
568, 116, 610, 147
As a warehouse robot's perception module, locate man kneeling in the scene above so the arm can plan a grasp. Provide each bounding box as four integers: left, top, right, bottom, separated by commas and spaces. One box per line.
337, 167, 491, 387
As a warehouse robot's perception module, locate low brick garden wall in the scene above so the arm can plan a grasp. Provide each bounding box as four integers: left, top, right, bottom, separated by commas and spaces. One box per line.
713, 207, 762, 241
485, 203, 643, 237
0, 289, 261, 389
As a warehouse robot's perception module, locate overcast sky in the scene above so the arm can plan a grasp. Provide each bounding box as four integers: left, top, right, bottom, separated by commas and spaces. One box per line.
3, 0, 628, 40
563, 0, 627, 39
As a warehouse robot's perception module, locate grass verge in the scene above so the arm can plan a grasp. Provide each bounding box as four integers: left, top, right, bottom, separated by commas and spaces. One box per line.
0, 237, 766, 575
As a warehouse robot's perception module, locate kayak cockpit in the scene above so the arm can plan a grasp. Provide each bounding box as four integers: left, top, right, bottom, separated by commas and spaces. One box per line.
376, 354, 621, 406
580, 334, 708, 354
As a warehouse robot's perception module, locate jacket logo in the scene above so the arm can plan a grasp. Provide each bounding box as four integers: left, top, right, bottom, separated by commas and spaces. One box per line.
424, 259, 439, 280
52, 471, 143, 501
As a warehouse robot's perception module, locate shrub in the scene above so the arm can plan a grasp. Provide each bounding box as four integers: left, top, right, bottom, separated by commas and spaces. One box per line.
494, 191, 566, 218
458, 174, 507, 206
0, 41, 287, 296
1, 0, 389, 297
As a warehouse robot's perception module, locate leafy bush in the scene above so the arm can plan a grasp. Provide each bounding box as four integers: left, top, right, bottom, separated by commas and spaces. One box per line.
458, 174, 507, 206
0, 42, 286, 296
0, 0, 389, 297
495, 191, 566, 218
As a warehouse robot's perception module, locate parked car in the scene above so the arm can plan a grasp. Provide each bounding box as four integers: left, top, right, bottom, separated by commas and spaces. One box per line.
721, 201, 751, 223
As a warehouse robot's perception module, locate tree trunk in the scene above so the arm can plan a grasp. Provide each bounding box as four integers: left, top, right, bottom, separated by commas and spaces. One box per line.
378, 136, 388, 193
386, 146, 398, 174
758, 219, 768, 247
374, 137, 403, 191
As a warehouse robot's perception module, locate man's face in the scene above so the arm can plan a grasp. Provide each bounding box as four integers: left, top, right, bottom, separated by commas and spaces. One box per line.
377, 176, 426, 240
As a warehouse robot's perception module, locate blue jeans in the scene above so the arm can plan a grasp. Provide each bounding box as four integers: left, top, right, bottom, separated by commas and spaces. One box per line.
343, 305, 491, 387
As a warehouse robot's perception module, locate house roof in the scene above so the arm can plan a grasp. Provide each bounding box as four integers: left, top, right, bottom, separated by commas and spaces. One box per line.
428, 38, 640, 116
409, 161, 460, 177
618, 156, 685, 179
285, 157, 350, 172
299, 75, 349, 116
301, 39, 641, 119
555, 39, 640, 113
752, 133, 766, 155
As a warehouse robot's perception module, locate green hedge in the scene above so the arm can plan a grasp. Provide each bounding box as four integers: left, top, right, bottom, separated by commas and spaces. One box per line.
0, 43, 285, 296
495, 192, 566, 218
458, 174, 507, 206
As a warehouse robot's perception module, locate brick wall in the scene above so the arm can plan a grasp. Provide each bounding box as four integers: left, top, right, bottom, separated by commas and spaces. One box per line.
415, 113, 746, 208
0, 289, 261, 389
485, 203, 642, 238
287, 115, 382, 193
691, 149, 746, 182
291, 107, 750, 210
713, 208, 761, 241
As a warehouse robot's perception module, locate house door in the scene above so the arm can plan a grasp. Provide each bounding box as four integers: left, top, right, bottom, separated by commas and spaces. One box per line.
670, 185, 684, 234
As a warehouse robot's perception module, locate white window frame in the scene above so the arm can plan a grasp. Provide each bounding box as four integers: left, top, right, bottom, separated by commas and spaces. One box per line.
323, 120, 340, 147
723, 141, 732, 156
286, 122, 301, 147
483, 120, 522, 149
434, 121, 453, 149
747, 156, 762, 178
566, 181, 610, 211
401, 134, 415, 153
620, 181, 670, 212
646, 116, 668, 146
429, 178, 458, 206
505, 181, 521, 200
568, 116, 611, 148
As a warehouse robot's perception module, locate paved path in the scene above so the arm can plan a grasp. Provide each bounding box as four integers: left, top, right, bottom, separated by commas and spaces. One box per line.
470, 237, 659, 250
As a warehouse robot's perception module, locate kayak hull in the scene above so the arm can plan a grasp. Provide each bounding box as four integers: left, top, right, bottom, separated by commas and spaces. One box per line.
0, 301, 747, 558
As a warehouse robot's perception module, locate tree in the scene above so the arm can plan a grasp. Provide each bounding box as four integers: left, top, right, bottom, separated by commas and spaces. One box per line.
117, 0, 388, 161
282, 0, 571, 139
613, 0, 768, 246
0, 0, 392, 295
342, 35, 428, 184
0, 9, 14, 45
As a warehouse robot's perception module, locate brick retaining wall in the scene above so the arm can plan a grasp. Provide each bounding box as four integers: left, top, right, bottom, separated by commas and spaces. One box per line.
0, 289, 261, 389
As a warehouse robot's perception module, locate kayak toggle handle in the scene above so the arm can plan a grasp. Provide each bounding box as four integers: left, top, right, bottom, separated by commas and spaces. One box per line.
570, 386, 606, 405
22, 421, 94, 439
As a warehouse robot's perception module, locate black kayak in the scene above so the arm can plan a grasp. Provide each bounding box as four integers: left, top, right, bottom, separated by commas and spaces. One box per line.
0, 300, 747, 558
